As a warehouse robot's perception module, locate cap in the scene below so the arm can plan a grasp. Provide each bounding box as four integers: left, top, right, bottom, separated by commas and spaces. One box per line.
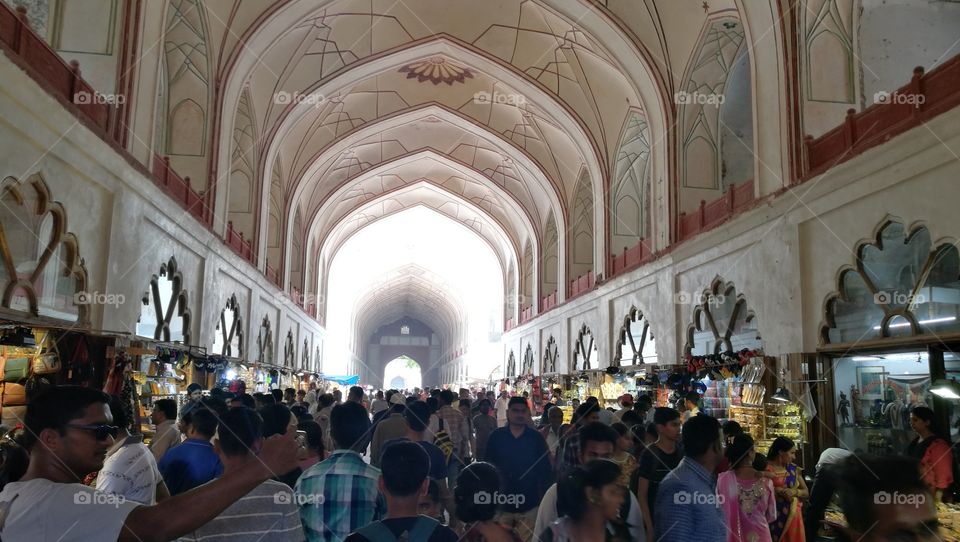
389, 393, 406, 406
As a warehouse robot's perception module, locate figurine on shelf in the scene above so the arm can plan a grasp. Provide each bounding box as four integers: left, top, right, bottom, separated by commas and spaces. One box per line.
837, 392, 850, 426
851, 385, 863, 425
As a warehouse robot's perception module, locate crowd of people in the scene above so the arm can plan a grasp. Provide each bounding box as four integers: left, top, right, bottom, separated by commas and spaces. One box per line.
0, 383, 945, 542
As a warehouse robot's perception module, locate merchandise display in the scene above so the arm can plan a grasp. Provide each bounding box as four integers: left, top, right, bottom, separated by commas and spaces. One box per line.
765, 402, 804, 442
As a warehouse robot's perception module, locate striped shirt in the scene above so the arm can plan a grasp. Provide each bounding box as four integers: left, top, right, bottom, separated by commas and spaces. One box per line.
177, 479, 304, 541
295, 450, 385, 542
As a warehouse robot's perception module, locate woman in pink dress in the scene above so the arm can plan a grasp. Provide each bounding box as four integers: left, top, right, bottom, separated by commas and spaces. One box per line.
717, 434, 777, 542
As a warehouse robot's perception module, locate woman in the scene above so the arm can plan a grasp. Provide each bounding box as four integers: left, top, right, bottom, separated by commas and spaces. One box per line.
906, 405, 954, 501
539, 459, 630, 542
455, 462, 521, 542
766, 437, 808, 542
611, 423, 638, 489
259, 403, 303, 488
718, 434, 776, 542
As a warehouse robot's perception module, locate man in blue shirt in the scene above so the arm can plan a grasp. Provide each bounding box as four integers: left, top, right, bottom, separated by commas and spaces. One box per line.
158, 407, 223, 495
484, 397, 552, 541
654, 414, 726, 542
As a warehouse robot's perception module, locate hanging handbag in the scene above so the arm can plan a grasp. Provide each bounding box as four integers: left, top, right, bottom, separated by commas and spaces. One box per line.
32, 352, 61, 375
1, 357, 31, 382
1, 405, 27, 427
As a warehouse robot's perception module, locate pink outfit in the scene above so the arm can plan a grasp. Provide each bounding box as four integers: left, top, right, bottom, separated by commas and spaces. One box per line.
717, 470, 777, 542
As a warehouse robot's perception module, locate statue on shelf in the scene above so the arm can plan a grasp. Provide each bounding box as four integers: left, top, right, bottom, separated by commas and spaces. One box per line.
837, 392, 850, 426
851, 385, 863, 425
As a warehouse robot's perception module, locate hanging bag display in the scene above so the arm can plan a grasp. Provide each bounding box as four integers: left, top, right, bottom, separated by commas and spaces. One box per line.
32, 352, 61, 375
1, 383, 27, 406
1, 356, 31, 383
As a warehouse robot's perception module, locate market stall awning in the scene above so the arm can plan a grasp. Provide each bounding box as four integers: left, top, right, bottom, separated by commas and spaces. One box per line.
321, 375, 360, 385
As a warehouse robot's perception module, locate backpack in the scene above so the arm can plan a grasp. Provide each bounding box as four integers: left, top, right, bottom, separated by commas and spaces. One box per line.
434, 417, 455, 464
355, 517, 439, 542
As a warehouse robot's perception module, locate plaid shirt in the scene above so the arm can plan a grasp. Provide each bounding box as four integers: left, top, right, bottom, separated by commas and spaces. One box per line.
554, 431, 581, 479
295, 450, 384, 542
428, 405, 470, 458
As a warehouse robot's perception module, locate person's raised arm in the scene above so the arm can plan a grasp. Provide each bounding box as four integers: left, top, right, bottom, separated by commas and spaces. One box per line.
117, 432, 298, 542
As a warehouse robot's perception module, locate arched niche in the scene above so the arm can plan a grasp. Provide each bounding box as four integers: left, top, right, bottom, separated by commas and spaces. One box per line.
613, 307, 657, 366
542, 336, 559, 374
822, 221, 960, 345
0, 174, 88, 324
212, 294, 243, 358
522, 343, 534, 376
574, 324, 597, 371
136, 256, 191, 344
506, 350, 516, 378
685, 278, 761, 356
257, 316, 274, 365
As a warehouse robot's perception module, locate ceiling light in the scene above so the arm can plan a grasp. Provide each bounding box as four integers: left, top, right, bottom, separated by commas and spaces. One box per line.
874, 316, 957, 330
931, 379, 960, 400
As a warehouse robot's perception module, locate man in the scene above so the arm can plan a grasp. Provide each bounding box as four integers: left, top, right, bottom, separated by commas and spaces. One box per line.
495, 390, 510, 427
588, 396, 613, 425
804, 448, 854, 542
682, 391, 700, 422
345, 442, 458, 542
97, 397, 167, 505
654, 414, 725, 542
283, 388, 297, 406
370, 390, 388, 416
294, 389, 309, 409
305, 382, 319, 416
533, 422, 645, 541
611, 394, 634, 424
178, 408, 305, 541
370, 395, 408, 468
148, 398, 180, 461
457, 398, 475, 462
830, 454, 939, 542
347, 386, 365, 405
635, 407, 683, 542
428, 390, 470, 488
158, 407, 223, 495
554, 401, 600, 479
635, 395, 654, 424
552, 388, 566, 407
472, 399, 497, 462
315, 393, 335, 452
484, 397, 552, 541
295, 401, 385, 542
0, 386, 297, 542
540, 406, 564, 461
180, 384, 205, 419
332, 388, 343, 404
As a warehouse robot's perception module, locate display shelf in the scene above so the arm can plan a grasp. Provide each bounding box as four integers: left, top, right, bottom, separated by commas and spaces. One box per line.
729, 405, 765, 441
764, 402, 805, 443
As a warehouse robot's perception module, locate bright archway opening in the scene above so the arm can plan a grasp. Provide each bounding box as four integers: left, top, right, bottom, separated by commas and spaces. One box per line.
383, 356, 423, 392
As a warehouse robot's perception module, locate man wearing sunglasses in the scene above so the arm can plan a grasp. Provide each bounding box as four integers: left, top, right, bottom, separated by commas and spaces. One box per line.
0, 386, 299, 542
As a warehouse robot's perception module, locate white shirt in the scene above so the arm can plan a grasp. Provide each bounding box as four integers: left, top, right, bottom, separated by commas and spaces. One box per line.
495, 396, 509, 427
0, 478, 140, 541
534, 482, 645, 541
815, 448, 853, 472
97, 438, 163, 505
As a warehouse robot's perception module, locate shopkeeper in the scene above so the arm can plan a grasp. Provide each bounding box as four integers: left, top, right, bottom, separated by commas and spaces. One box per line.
906, 406, 954, 501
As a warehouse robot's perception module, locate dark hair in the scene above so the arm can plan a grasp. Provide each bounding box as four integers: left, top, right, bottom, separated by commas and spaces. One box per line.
455, 462, 502, 522
330, 401, 371, 452
621, 410, 642, 428
259, 404, 294, 437
297, 420, 323, 455
430, 389, 442, 398
766, 436, 795, 460
200, 397, 228, 418
404, 401, 431, 432
284, 387, 296, 396
425, 478, 441, 504
557, 460, 622, 520
218, 407, 262, 457
439, 389, 456, 405
235, 393, 256, 409
645, 422, 658, 440
108, 397, 132, 432
725, 433, 755, 468
258, 393, 277, 406
23, 386, 110, 450
0, 433, 29, 489
187, 383, 203, 394
270, 389, 283, 404
722, 420, 743, 437
681, 415, 721, 457
611, 422, 629, 438
911, 406, 940, 435
290, 405, 310, 422
186, 407, 218, 439
153, 399, 177, 420
653, 407, 681, 426
318, 393, 334, 409
573, 401, 600, 425
637, 395, 653, 408
579, 422, 618, 450
507, 396, 528, 410
685, 391, 701, 404
477, 399, 492, 414
381, 441, 429, 496
838, 454, 930, 532
459, 398, 472, 410
426, 397, 439, 414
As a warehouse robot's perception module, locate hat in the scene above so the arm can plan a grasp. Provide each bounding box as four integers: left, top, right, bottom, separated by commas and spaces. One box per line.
389, 393, 406, 406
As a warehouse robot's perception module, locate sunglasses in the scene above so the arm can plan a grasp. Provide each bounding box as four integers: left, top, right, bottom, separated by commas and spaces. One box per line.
66, 423, 119, 441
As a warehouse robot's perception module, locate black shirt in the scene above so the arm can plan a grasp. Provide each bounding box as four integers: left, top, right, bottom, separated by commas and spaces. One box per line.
344, 517, 459, 542
484, 425, 552, 513
636, 444, 683, 518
